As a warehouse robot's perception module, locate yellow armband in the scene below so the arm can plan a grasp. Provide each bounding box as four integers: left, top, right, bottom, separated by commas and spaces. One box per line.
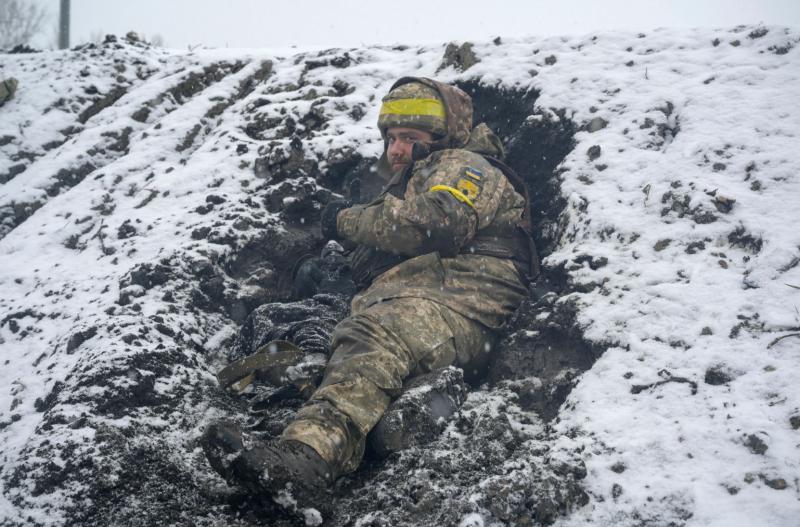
429, 185, 476, 209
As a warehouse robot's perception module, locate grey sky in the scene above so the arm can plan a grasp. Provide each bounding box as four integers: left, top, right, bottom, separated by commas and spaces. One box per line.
31, 0, 800, 49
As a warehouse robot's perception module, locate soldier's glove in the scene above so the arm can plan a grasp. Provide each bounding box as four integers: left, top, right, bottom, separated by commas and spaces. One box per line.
292, 255, 324, 299
347, 177, 362, 203
320, 199, 351, 241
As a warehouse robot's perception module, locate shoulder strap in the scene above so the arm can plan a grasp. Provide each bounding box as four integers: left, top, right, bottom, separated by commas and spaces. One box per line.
483, 156, 541, 281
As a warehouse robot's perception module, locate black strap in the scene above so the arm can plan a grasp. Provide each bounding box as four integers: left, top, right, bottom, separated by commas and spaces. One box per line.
481, 156, 541, 281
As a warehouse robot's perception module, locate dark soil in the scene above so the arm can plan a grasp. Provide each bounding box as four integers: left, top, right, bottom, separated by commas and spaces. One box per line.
3, 52, 601, 526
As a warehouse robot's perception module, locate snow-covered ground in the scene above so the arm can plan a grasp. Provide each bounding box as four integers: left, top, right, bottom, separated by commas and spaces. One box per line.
1, 26, 799, 526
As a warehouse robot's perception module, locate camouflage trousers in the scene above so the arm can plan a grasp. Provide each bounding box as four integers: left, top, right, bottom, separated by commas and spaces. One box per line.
282, 297, 495, 474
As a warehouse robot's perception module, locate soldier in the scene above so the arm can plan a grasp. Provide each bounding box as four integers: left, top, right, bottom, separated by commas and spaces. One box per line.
0, 78, 18, 107
203, 77, 537, 508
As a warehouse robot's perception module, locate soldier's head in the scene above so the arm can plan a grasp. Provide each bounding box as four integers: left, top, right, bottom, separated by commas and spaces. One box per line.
378, 81, 445, 173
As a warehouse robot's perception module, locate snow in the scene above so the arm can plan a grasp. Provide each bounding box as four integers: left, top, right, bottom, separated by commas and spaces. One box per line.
2, 26, 800, 526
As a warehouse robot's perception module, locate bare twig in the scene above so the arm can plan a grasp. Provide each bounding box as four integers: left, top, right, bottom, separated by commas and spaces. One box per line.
0, 0, 47, 49
89, 219, 114, 255
767, 332, 800, 349
631, 376, 698, 395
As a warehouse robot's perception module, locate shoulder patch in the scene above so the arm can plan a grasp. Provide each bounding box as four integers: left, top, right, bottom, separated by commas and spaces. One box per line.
457, 166, 484, 202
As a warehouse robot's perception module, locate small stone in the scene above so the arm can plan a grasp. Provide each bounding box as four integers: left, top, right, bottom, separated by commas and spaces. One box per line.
544, 55, 557, 65
154, 323, 175, 337
191, 227, 211, 240
330, 53, 352, 68
612, 483, 623, 499
686, 241, 706, 254
763, 477, 787, 490
610, 462, 626, 473
713, 195, 735, 213
701, 327, 713, 336
654, 239, 671, 251
587, 145, 601, 161
789, 415, 800, 430
693, 211, 718, 224
585, 117, 608, 133
117, 222, 137, 239
438, 42, 479, 72
704, 365, 732, 385
66, 327, 98, 354
743, 434, 767, 455
349, 105, 365, 122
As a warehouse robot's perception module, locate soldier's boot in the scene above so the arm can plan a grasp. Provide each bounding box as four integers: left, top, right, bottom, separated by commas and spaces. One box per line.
202, 421, 335, 510
368, 366, 468, 458
202, 420, 246, 482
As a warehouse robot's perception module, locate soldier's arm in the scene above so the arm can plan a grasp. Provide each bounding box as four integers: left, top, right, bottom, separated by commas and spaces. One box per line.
337, 152, 504, 257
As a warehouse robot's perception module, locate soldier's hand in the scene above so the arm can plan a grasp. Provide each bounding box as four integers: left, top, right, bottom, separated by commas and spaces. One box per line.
320, 199, 352, 240
292, 256, 324, 299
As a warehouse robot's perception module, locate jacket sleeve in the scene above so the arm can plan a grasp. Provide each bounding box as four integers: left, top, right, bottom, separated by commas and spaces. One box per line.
336, 151, 506, 257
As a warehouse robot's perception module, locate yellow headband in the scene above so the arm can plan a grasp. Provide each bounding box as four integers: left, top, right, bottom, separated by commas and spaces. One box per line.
379, 98, 446, 118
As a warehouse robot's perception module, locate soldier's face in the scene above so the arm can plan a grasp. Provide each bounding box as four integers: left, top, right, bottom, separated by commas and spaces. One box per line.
386, 127, 433, 173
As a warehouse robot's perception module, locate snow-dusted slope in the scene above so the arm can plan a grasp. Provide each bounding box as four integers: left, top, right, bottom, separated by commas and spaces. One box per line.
1, 27, 799, 526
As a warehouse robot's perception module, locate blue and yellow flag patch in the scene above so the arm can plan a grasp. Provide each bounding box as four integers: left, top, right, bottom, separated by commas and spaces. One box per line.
463, 167, 483, 181
457, 166, 484, 202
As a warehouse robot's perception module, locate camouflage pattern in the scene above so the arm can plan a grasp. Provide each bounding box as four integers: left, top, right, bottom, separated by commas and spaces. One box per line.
0, 78, 18, 107
378, 82, 447, 137
282, 78, 529, 475
282, 297, 494, 473
464, 122, 505, 158
381, 77, 473, 150
337, 142, 529, 330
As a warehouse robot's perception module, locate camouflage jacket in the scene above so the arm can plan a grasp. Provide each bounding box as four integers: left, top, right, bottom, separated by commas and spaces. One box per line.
336, 80, 530, 330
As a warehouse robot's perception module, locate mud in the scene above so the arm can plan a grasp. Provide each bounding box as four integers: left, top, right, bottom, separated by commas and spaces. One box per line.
197, 81, 598, 526
2, 44, 606, 526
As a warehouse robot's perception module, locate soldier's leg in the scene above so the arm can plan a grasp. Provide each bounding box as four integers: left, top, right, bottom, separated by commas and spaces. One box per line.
439, 306, 497, 383
282, 297, 494, 475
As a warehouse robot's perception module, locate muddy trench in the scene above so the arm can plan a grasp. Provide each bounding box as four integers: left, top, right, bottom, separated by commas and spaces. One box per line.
204, 82, 602, 526
33, 81, 602, 527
